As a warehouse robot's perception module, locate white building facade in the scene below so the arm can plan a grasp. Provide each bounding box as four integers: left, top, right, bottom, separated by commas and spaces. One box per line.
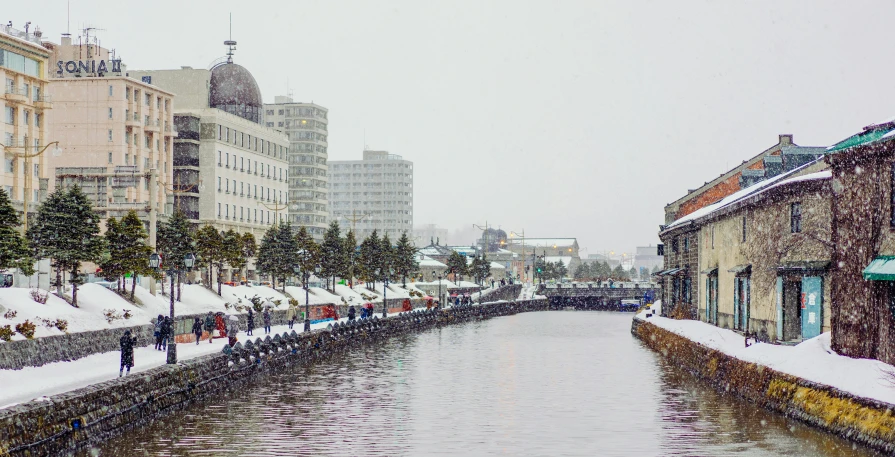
329, 150, 413, 241
262, 96, 328, 239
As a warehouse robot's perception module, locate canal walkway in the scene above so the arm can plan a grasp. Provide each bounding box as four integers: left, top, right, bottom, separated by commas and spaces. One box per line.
636, 302, 895, 406
0, 313, 418, 409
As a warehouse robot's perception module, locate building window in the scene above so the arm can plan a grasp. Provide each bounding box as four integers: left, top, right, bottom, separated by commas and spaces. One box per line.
671, 238, 678, 254
4, 106, 14, 124
218, 150, 222, 166
791, 202, 802, 233
711, 225, 715, 249
683, 235, 689, 253
34, 113, 40, 127
108, 152, 113, 164
742, 216, 747, 242
218, 203, 221, 218
108, 130, 113, 142
109, 85, 113, 97
108, 107, 113, 119
23, 109, 29, 125
218, 177, 221, 191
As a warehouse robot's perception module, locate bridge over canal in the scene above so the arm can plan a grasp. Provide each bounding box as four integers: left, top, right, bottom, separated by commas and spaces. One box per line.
538, 282, 660, 311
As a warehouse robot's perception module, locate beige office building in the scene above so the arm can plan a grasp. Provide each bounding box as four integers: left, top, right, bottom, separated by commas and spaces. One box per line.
1, 24, 52, 222
44, 34, 174, 223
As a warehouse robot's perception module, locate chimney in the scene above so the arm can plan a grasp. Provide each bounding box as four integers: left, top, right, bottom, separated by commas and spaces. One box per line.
779, 134, 793, 146
61, 34, 72, 46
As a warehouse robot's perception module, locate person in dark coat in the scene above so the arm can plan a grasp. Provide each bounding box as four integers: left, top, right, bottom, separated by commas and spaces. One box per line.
160, 316, 172, 350
119, 330, 136, 377
203, 312, 215, 343
348, 306, 356, 321
263, 308, 272, 334
247, 308, 255, 336
192, 318, 203, 345
154, 314, 164, 350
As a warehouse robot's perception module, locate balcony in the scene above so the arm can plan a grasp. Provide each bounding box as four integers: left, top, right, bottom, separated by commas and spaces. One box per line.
4, 86, 27, 104
164, 124, 177, 137
33, 94, 52, 109
144, 119, 160, 132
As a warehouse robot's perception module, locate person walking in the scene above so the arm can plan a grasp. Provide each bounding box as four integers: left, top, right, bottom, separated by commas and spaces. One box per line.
160, 316, 172, 351
192, 317, 203, 345
263, 308, 272, 334
348, 305, 356, 321
153, 314, 164, 350
227, 315, 240, 347
203, 312, 215, 343
119, 329, 136, 377
246, 308, 255, 336
286, 301, 297, 329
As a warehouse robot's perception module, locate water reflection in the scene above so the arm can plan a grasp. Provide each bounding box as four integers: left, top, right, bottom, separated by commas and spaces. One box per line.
78, 312, 882, 457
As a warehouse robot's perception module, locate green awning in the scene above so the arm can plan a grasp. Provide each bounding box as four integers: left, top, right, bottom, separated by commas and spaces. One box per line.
828, 126, 895, 153
728, 264, 752, 276
863, 256, 895, 280
701, 267, 718, 275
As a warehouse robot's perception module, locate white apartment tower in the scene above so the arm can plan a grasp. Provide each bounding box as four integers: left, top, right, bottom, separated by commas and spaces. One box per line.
329, 150, 413, 241
262, 96, 328, 239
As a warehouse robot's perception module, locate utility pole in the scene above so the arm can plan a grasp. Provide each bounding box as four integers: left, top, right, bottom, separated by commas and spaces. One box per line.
149, 168, 158, 295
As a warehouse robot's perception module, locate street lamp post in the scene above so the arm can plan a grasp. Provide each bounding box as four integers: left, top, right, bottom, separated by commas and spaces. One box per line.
150, 252, 195, 364
0, 140, 62, 231
431, 271, 443, 306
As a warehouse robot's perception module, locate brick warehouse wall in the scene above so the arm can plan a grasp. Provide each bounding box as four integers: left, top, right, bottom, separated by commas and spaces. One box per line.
659, 225, 700, 318
0, 299, 549, 456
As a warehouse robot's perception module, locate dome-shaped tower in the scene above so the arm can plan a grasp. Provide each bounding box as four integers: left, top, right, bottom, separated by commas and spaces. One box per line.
208, 62, 262, 124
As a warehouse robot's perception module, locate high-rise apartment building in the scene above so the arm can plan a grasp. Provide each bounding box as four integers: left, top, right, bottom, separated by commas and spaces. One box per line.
329, 150, 413, 241
262, 96, 328, 239
0, 24, 52, 224
44, 33, 174, 225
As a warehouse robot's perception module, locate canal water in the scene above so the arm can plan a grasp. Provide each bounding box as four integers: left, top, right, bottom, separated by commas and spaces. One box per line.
78, 312, 882, 457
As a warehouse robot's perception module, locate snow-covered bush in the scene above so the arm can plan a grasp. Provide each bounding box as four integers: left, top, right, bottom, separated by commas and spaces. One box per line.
15, 320, 36, 339
54, 319, 68, 332
122, 310, 132, 320
102, 309, 123, 323
0, 325, 12, 341
29, 288, 49, 304
2, 309, 16, 319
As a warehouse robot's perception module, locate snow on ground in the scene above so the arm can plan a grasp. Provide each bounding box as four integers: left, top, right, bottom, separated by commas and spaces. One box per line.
220, 284, 292, 310
456, 280, 481, 289
0, 318, 355, 409
283, 286, 333, 306
636, 301, 895, 406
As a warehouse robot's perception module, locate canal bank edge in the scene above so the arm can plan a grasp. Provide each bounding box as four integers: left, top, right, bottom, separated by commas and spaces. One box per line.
0, 299, 547, 457
631, 318, 895, 454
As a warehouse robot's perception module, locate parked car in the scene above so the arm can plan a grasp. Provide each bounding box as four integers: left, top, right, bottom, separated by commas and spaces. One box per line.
260, 281, 273, 287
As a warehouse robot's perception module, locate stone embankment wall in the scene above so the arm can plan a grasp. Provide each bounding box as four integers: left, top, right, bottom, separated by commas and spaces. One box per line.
0, 285, 523, 370
0, 299, 548, 456
631, 318, 895, 454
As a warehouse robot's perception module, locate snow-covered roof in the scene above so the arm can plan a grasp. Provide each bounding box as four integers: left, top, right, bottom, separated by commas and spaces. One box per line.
508, 238, 577, 247
416, 254, 447, 268
490, 262, 506, 269
663, 160, 830, 233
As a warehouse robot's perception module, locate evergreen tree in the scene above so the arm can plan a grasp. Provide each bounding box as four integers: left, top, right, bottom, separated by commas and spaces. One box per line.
157, 210, 195, 301
28, 186, 104, 307
394, 232, 418, 288
342, 230, 358, 287
612, 264, 627, 281
629, 266, 638, 280
118, 210, 155, 301
295, 225, 320, 288
256, 224, 280, 289
471, 255, 491, 285
651, 264, 661, 275
379, 233, 395, 283
241, 232, 257, 283
320, 221, 345, 292
195, 225, 225, 295
222, 229, 245, 284
555, 260, 568, 280
0, 188, 33, 278
358, 229, 381, 287
100, 217, 127, 291
446, 251, 468, 282
573, 263, 590, 281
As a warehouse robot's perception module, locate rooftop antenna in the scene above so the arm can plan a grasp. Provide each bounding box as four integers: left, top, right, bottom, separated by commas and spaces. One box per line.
224, 13, 237, 63
66, 0, 69, 36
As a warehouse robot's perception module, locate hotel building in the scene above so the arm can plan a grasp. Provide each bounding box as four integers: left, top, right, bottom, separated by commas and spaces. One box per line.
44, 34, 175, 225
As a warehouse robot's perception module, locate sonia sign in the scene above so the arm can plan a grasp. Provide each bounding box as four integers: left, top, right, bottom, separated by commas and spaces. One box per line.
56, 59, 122, 75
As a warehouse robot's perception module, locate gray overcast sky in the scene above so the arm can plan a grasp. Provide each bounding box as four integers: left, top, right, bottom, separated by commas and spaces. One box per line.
7, 0, 895, 255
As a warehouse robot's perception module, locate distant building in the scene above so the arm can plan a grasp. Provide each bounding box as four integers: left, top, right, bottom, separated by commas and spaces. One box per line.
413, 223, 449, 246
262, 96, 329, 239
506, 237, 581, 279
633, 245, 663, 275
329, 150, 413, 241
0, 24, 52, 221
